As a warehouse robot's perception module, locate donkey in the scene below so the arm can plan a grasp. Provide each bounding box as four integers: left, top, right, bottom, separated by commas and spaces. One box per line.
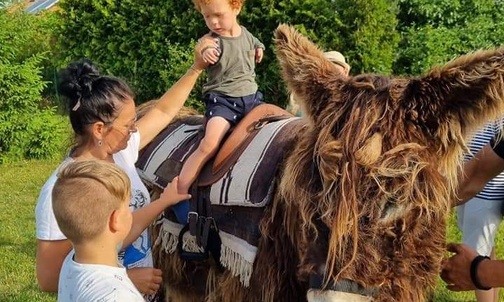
138, 25, 504, 301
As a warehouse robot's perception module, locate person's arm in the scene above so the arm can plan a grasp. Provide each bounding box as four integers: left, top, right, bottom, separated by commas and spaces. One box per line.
126, 267, 162, 295
455, 144, 504, 205
251, 32, 265, 50
479, 257, 504, 289
122, 177, 189, 247
122, 180, 188, 294
441, 243, 504, 290
36, 239, 72, 292
136, 36, 217, 150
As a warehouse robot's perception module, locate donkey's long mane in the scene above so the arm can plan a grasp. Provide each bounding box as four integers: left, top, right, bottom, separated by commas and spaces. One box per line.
273, 22, 504, 299
279, 74, 453, 298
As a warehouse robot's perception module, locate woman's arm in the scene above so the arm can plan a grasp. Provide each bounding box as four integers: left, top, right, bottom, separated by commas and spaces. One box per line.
36, 239, 72, 292
136, 36, 217, 150
455, 144, 504, 205
36, 238, 162, 295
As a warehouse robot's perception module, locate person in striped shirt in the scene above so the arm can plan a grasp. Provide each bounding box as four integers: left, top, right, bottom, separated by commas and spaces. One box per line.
456, 120, 504, 302
442, 130, 504, 292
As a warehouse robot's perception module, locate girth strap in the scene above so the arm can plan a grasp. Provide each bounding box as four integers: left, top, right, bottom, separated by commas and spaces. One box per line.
177, 222, 222, 268
309, 274, 378, 297
178, 187, 223, 271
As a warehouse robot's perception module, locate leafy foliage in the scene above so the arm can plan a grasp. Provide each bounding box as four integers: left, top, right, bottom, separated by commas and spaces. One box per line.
56, 0, 205, 106
394, 0, 504, 75
0, 8, 68, 163
57, 0, 399, 107
335, 0, 400, 74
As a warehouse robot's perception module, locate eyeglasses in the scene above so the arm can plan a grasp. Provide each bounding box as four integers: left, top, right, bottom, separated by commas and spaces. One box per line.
110, 115, 138, 136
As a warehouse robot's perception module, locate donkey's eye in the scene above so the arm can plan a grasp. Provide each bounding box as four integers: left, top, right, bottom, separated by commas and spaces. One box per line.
380, 197, 397, 220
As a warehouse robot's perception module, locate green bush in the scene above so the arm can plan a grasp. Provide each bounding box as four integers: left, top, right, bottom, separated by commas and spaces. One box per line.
57, 0, 205, 106
0, 8, 68, 163
0, 4, 61, 93
240, 0, 346, 105
334, 0, 399, 74
394, 0, 504, 75
57, 0, 400, 107
58, 0, 504, 105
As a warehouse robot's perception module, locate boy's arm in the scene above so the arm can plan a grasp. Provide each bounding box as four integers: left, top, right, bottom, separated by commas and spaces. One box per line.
251, 34, 265, 63
252, 35, 265, 50
123, 177, 189, 247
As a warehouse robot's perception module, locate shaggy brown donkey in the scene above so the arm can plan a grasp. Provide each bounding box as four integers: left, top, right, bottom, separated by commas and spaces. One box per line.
144, 25, 504, 302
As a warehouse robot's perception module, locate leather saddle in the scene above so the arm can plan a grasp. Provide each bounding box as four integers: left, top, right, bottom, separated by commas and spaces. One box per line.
198, 104, 293, 186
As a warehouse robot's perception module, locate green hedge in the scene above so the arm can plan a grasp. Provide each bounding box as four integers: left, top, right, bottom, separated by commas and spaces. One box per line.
56, 0, 400, 107
2, 0, 504, 163
0, 8, 68, 163
395, 0, 504, 75
56, 0, 205, 108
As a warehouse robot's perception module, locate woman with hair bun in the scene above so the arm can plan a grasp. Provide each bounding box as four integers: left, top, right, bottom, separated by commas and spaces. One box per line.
35, 37, 217, 299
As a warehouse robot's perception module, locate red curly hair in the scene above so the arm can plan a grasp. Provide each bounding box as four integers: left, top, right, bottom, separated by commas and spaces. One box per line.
193, 0, 244, 12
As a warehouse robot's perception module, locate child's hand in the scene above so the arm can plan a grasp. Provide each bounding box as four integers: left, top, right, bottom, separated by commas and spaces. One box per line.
255, 47, 264, 63
202, 46, 220, 64
127, 267, 162, 295
160, 177, 191, 207
195, 34, 219, 69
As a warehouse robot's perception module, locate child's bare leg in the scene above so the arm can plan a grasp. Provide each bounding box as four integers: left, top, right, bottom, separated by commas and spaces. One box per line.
178, 117, 231, 194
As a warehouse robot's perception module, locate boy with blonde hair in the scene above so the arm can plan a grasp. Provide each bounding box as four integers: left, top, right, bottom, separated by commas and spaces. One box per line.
174, 0, 265, 221
53, 160, 145, 301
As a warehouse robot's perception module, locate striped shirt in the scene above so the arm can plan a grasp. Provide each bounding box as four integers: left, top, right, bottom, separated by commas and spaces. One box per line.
465, 120, 504, 200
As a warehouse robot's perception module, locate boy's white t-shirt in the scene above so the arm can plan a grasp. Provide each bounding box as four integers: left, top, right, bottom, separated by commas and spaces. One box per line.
58, 250, 144, 302
35, 131, 153, 269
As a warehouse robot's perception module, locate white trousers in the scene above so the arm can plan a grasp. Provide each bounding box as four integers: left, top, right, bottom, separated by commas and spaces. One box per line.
457, 196, 503, 256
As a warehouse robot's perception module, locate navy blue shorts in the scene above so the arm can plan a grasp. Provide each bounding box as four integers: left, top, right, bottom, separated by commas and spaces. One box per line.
204, 91, 264, 126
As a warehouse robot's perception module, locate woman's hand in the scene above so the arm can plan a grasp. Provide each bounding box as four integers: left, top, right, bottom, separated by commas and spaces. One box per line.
137, 34, 218, 149
159, 176, 191, 207
127, 267, 163, 295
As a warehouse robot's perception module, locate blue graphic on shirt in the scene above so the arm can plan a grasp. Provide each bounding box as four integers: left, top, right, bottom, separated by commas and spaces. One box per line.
123, 189, 151, 268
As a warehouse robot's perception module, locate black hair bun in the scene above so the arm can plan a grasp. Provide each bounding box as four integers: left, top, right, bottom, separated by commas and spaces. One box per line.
59, 59, 101, 102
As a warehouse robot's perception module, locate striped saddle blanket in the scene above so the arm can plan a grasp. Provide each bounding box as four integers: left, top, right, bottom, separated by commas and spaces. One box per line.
136, 114, 303, 207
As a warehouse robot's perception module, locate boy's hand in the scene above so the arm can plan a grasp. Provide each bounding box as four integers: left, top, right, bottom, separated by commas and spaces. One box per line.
255, 47, 264, 63
127, 267, 162, 295
160, 176, 191, 206
201, 43, 221, 64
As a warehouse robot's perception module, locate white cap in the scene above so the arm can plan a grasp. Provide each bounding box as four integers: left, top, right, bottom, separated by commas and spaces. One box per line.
324, 51, 350, 72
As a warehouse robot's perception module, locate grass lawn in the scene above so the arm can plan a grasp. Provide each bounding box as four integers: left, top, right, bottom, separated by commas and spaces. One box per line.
0, 159, 58, 302
0, 159, 502, 301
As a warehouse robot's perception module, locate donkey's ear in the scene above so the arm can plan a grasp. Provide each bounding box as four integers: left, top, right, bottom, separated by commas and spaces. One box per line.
274, 24, 346, 122
405, 48, 504, 138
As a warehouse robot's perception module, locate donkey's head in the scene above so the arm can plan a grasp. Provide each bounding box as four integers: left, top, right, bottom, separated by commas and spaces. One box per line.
275, 24, 504, 301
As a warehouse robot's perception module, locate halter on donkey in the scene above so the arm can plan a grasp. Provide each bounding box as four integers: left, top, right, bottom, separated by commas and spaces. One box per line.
137, 25, 504, 302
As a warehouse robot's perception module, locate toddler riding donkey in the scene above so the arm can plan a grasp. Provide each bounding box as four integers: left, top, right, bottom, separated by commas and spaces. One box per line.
174, 0, 265, 221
